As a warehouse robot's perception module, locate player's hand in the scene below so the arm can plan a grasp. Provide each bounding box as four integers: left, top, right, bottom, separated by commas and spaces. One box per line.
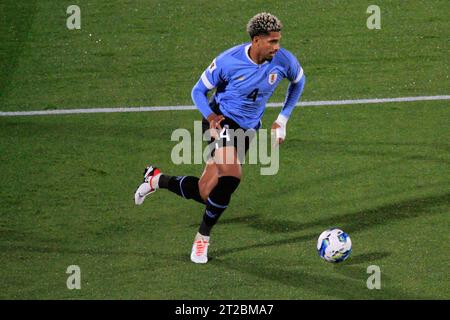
271, 121, 286, 146
207, 113, 225, 140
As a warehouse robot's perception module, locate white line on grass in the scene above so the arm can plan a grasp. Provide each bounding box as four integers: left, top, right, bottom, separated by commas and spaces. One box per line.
1, 95, 449, 117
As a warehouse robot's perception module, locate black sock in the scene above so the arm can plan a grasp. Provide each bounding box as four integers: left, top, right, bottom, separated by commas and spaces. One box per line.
159, 174, 205, 204
198, 176, 241, 236
158, 174, 171, 188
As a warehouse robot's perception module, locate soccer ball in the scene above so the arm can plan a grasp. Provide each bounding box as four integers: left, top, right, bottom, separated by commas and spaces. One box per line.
317, 228, 352, 263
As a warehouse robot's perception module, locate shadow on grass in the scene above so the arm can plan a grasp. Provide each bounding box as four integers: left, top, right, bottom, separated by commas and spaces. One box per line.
208, 192, 448, 298
203, 191, 449, 298
219, 191, 449, 235
212, 255, 432, 299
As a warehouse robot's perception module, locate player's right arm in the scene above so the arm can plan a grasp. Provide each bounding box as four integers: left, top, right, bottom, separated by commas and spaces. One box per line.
191, 58, 227, 134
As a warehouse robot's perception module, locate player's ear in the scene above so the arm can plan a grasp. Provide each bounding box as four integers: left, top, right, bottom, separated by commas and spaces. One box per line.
252, 35, 261, 47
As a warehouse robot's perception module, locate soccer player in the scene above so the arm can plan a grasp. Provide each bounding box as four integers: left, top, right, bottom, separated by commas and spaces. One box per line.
134, 12, 306, 263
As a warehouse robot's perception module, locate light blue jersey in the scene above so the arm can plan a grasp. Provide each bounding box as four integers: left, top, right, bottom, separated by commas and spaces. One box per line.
192, 43, 305, 129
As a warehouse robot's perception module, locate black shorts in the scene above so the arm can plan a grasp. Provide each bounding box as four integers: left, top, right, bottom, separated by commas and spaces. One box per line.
202, 102, 258, 163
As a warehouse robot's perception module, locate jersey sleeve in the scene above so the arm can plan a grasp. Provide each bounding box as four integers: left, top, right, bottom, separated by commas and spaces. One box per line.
285, 52, 304, 84
278, 50, 306, 120
191, 56, 228, 119
200, 56, 228, 89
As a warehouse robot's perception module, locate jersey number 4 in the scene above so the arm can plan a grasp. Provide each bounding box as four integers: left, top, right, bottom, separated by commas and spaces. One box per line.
247, 88, 259, 102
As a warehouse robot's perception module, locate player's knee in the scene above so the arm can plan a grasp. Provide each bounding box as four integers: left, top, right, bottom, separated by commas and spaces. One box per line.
216, 162, 242, 179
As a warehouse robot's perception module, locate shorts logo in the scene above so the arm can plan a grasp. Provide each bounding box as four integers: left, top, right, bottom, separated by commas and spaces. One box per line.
268, 72, 278, 85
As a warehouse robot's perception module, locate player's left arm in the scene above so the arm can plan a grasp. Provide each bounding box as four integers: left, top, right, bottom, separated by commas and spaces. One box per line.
272, 56, 306, 145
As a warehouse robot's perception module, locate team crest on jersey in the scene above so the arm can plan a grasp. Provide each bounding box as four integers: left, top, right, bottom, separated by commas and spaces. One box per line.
268, 72, 278, 85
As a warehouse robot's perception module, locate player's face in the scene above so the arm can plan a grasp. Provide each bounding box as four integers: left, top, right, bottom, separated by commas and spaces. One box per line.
254, 32, 281, 60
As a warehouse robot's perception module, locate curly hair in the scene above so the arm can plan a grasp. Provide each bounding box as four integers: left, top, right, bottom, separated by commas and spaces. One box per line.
246, 12, 283, 38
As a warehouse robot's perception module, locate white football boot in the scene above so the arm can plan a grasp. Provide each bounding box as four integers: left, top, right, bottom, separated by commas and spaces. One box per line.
190, 232, 210, 264
134, 165, 161, 205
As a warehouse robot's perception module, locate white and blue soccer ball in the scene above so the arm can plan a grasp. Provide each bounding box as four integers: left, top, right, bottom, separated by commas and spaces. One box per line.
317, 228, 352, 263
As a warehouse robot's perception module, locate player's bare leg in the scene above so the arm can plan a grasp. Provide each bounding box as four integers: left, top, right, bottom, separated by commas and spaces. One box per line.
198, 159, 219, 202
214, 146, 242, 178
197, 147, 241, 202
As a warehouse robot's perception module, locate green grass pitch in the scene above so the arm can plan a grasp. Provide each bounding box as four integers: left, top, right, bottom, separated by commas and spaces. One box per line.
1, 1, 449, 299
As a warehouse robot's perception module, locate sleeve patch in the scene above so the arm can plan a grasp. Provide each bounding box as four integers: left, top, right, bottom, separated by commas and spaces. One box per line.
208, 58, 217, 73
